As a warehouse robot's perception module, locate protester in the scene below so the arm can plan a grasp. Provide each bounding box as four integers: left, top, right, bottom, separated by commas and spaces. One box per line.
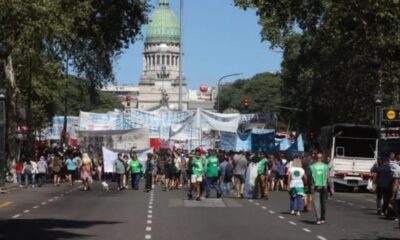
205, 150, 222, 198
128, 152, 142, 191
233, 151, 247, 198
392, 163, 400, 227
288, 158, 307, 216
23, 159, 33, 188
81, 153, 93, 191
15, 159, 24, 188
37, 156, 48, 187
189, 149, 205, 201
65, 154, 78, 186
145, 153, 155, 192
123, 154, 130, 189
220, 152, 233, 196
114, 153, 126, 191
52, 155, 62, 187
310, 153, 334, 225
276, 156, 286, 191
373, 158, 393, 216
257, 152, 269, 200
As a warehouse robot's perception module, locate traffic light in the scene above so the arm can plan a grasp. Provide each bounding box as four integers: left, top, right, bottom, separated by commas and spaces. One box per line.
126, 96, 132, 107
243, 96, 249, 107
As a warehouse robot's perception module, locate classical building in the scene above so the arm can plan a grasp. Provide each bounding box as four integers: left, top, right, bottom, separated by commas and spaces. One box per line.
137, 0, 189, 110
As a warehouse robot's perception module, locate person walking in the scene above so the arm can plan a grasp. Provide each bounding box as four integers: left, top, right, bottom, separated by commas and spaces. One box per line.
233, 151, 247, 198
257, 152, 269, 200
15, 159, 24, 188
392, 163, 400, 227
189, 149, 205, 201
65, 154, 78, 186
220, 153, 233, 196
114, 153, 126, 191
288, 158, 307, 216
373, 158, 393, 216
205, 150, 222, 198
145, 153, 155, 192
81, 153, 93, 191
52, 155, 62, 187
37, 156, 48, 187
310, 153, 334, 225
128, 152, 142, 191
23, 159, 33, 188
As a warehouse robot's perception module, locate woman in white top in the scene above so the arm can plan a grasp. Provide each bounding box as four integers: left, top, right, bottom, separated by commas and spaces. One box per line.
288, 158, 307, 216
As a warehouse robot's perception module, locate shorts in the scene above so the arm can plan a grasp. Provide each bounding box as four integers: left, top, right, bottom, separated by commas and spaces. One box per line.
276, 175, 285, 180
234, 175, 245, 184
191, 175, 203, 183
67, 170, 75, 176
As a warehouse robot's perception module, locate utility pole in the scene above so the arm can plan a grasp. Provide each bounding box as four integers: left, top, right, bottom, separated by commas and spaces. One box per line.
178, 0, 183, 111
61, 54, 69, 149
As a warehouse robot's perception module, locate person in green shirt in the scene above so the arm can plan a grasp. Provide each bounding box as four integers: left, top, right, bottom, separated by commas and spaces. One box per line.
310, 153, 334, 225
128, 152, 142, 191
205, 150, 222, 198
189, 148, 205, 201
256, 152, 269, 200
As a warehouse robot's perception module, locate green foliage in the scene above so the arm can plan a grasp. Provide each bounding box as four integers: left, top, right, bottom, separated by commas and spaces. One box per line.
218, 72, 281, 114
235, 0, 400, 130
0, 0, 149, 130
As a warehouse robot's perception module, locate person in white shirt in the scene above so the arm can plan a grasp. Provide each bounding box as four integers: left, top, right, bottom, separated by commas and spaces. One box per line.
37, 156, 48, 187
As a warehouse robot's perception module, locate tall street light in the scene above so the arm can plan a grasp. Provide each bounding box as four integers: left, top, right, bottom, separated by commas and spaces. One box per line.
217, 73, 242, 113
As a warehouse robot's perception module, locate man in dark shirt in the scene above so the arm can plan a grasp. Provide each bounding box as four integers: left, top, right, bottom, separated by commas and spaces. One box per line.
373, 159, 393, 216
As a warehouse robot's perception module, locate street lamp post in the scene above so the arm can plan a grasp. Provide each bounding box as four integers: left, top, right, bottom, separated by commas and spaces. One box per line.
0, 89, 6, 187
374, 94, 383, 128
217, 73, 242, 112
178, 0, 184, 111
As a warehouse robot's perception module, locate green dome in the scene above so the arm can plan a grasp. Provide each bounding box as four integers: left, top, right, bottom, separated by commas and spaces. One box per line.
145, 0, 180, 44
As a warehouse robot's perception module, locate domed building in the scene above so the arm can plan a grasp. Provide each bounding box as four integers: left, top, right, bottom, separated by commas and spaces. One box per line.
138, 0, 189, 110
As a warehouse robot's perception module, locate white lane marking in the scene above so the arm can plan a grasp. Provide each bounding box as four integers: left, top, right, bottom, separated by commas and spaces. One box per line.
54, 196, 59, 199
33, 206, 39, 209
41, 202, 47, 205
147, 220, 152, 224
347, 203, 354, 206
148, 215, 152, 218
48, 199, 54, 202
262, 206, 267, 210
248, 200, 253, 203
278, 216, 285, 219
23, 210, 30, 213
148, 205, 153, 209
148, 210, 153, 214
12, 214, 20, 219
146, 226, 152, 231
269, 210, 275, 214
317, 236, 327, 240
145, 234, 151, 239
289, 221, 297, 226
302, 228, 311, 233
255, 202, 260, 206
149, 202, 153, 205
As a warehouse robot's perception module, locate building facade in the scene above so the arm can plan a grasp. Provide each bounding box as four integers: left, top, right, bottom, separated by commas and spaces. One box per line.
138, 0, 189, 110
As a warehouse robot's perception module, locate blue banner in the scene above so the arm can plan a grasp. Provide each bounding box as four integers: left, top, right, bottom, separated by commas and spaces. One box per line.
236, 131, 252, 151
220, 131, 236, 151
251, 131, 276, 154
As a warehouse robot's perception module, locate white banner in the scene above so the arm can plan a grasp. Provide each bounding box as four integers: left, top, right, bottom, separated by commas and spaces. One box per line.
78, 128, 150, 152
45, 116, 79, 140
102, 147, 118, 173
198, 109, 240, 133
79, 111, 122, 131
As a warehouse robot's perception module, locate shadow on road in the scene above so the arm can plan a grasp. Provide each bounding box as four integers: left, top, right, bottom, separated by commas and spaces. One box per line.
0, 219, 120, 240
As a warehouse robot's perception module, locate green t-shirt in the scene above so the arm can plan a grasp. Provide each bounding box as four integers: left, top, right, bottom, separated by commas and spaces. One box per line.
129, 159, 142, 174
206, 156, 219, 177
309, 162, 328, 187
192, 157, 204, 177
257, 158, 269, 175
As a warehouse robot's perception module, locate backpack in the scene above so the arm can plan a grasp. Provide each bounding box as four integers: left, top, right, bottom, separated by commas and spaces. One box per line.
224, 163, 234, 182
24, 163, 32, 175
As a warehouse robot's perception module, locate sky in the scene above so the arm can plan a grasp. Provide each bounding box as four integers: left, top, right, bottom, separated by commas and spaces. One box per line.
113, 0, 283, 90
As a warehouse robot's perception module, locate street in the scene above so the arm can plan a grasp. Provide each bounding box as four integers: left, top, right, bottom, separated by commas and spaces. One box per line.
0, 182, 399, 240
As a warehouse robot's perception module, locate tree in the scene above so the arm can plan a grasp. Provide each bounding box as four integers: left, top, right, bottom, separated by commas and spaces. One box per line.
0, 0, 149, 160
235, 0, 400, 131
218, 72, 281, 113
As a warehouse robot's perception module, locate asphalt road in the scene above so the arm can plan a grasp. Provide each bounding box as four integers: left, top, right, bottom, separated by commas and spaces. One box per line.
0, 181, 399, 240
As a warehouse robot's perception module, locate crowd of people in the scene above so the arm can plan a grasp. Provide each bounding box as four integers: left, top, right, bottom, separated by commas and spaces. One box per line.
13, 146, 400, 227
